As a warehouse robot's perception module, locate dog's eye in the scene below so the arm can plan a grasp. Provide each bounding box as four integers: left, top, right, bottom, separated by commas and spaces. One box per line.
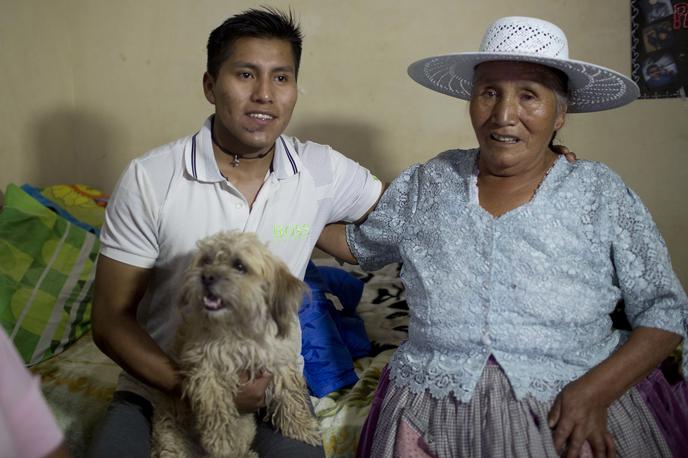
199, 255, 211, 265
233, 259, 247, 273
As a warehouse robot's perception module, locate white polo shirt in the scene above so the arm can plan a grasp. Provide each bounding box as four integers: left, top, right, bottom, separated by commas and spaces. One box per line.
100, 116, 382, 400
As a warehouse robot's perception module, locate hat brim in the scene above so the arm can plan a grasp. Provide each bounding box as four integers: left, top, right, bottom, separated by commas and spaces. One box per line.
407, 52, 639, 113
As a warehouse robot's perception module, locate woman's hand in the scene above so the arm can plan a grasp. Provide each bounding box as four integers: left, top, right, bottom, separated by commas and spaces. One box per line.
547, 327, 680, 457
548, 378, 616, 458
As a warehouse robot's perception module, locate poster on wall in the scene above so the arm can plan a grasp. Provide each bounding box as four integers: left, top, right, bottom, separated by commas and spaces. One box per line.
631, 0, 688, 98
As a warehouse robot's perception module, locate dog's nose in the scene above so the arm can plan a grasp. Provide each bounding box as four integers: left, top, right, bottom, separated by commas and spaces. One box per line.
201, 273, 214, 287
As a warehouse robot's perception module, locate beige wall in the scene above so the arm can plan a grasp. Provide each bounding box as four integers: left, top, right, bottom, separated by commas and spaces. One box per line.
1, 0, 686, 287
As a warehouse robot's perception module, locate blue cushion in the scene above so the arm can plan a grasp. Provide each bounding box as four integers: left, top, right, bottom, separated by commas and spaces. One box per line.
318, 266, 371, 359
299, 297, 358, 397
299, 261, 371, 396
317, 266, 364, 313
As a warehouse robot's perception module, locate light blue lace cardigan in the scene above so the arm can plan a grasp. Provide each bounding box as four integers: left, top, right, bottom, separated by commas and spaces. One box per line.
347, 149, 687, 402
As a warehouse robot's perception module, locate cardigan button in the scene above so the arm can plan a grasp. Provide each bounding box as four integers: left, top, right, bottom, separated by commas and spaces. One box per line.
482, 333, 492, 346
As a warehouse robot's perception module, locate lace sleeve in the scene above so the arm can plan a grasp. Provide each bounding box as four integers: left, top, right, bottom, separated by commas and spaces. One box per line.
346, 164, 421, 272
610, 185, 688, 370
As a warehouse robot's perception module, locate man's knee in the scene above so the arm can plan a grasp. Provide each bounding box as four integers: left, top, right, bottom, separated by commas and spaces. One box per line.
87, 391, 153, 458
253, 418, 325, 458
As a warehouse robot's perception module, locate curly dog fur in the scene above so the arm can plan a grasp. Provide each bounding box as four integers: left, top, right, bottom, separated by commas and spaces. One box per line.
151, 231, 321, 457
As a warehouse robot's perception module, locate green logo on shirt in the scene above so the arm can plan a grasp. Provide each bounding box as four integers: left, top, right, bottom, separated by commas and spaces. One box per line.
274, 224, 310, 240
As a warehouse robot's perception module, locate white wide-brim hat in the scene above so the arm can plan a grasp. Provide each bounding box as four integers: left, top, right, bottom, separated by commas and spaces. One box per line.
407, 16, 639, 113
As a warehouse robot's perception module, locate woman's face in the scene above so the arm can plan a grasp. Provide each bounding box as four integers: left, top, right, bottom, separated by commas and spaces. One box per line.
470, 61, 566, 172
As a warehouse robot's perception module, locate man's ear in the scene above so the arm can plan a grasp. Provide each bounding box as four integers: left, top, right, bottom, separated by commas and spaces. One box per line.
202, 72, 216, 105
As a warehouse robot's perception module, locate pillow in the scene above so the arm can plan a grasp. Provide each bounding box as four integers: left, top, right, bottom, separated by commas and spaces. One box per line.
318, 266, 371, 359
318, 266, 364, 313
300, 261, 360, 397
0, 184, 98, 365
21, 184, 107, 235
300, 261, 375, 397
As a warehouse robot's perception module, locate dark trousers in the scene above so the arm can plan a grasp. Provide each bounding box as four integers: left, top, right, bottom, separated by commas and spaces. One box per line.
87, 390, 325, 458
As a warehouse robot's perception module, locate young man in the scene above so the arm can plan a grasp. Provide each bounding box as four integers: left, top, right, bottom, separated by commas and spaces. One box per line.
87, 8, 382, 457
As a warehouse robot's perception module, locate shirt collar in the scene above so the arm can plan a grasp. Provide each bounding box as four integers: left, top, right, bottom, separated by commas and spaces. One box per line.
185, 116, 300, 182
271, 135, 301, 180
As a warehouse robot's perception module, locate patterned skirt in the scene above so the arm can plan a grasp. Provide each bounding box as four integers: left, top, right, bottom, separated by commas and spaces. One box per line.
357, 362, 675, 458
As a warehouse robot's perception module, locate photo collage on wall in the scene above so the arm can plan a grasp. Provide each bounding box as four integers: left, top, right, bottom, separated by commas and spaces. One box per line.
631, 0, 688, 98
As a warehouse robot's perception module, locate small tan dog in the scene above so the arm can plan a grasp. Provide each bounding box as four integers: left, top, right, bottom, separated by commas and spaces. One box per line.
151, 231, 321, 457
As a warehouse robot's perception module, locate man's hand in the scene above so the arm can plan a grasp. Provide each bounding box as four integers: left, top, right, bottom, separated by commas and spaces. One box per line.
235, 371, 272, 414
552, 144, 577, 163
548, 379, 616, 458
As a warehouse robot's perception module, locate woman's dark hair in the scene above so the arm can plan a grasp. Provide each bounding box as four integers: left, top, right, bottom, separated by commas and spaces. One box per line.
546, 67, 569, 150
207, 7, 303, 79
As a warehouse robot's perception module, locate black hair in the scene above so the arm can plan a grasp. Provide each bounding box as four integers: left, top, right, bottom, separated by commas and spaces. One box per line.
206, 7, 303, 79
544, 67, 569, 150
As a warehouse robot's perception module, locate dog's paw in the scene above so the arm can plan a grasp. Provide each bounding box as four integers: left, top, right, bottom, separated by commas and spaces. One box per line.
299, 425, 323, 447
281, 417, 322, 446
200, 413, 257, 458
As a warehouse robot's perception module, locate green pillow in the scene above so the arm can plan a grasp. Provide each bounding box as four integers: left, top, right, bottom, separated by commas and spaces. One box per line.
0, 184, 98, 365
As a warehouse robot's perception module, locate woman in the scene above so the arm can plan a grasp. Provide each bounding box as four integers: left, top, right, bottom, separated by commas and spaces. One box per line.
319, 16, 687, 458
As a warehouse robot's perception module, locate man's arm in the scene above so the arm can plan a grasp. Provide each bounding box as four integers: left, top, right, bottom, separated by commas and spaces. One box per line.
353, 182, 388, 225
552, 145, 576, 162
316, 223, 356, 264
91, 255, 181, 395
316, 182, 389, 263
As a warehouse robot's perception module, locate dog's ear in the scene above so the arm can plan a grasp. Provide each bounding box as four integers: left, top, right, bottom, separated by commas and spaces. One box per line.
178, 252, 202, 309
269, 264, 306, 338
